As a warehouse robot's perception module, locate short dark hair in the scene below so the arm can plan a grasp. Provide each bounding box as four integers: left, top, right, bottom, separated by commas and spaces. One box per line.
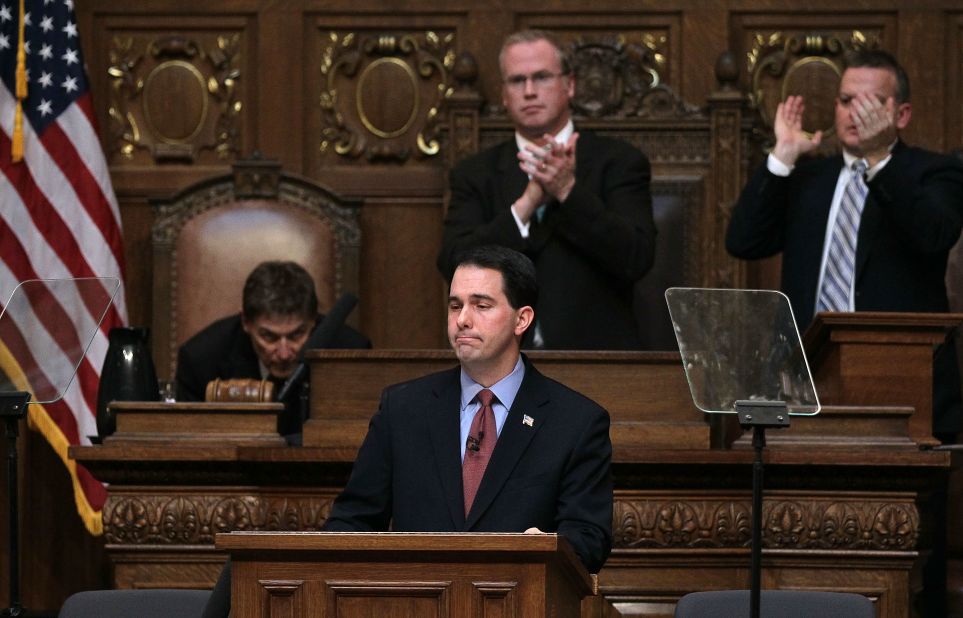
498, 29, 572, 77
453, 245, 538, 310
242, 261, 318, 321
842, 48, 910, 104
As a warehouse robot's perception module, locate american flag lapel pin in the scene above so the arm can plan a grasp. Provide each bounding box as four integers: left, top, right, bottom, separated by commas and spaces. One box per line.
522, 414, 534, 427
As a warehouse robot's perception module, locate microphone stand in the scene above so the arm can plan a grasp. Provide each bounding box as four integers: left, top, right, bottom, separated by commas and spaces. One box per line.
276, 294, 358, 441
1, 392, 31, 618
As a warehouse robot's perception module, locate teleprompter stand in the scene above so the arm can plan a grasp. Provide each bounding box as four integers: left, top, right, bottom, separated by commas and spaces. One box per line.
736, 399, 790, 618
0, 277, 119, 617
0, 393, 30, 618
665, 287, 820, 618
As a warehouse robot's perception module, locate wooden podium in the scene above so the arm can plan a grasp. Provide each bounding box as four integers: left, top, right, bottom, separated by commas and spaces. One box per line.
216, 532, 594, 618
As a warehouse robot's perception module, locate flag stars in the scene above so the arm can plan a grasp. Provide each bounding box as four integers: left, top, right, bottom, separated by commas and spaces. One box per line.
62, 20, 77, 38
61, 75, 78, 93
37, 99, 53, 117
0, 33, 9, 50
40, 15, 53, 32
22, 11, 30, 26
39, 43, 52, 60
62, 48, 79, 65
65, 0, 73, 9
0, 5, 11, 22
38, 71, 53, 88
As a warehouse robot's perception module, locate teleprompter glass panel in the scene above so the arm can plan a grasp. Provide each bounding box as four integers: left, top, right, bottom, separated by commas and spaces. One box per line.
664, 287, 819, 416
0, 278, 119, 404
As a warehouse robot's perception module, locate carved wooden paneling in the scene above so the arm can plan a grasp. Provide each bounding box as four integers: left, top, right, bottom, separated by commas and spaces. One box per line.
316, 30, 455, 164
513, 14, 684, 97
471, 582, 518, 618
261, 580, 305, 618
326, 582, 451, 618
733, 12, 896, 155
98, 19, 250, 165
102, 493, 337, 545
613, 493, 918, 552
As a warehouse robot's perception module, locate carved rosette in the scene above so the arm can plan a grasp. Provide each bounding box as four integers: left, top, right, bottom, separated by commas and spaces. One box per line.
103, 494, 337, 545
107, 32, 242, 164
319, 31, 455, 162
613, 496, 918, 551
745, 30, 882, 151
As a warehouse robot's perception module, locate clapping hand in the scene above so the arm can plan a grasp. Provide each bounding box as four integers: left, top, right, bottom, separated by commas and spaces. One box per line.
771, 95, 823, 168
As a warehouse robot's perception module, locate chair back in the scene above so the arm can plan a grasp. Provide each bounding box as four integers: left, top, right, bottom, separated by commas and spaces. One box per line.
150, 156, 362, 379
59, 589, 211, 618
674, 590, 876, 618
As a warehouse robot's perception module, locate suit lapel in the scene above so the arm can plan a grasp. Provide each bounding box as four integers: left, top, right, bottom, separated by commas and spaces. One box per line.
465, 363, 549, 529
426, 370, 466, 529
854, 143, 904, 286
497, 140, 529, 215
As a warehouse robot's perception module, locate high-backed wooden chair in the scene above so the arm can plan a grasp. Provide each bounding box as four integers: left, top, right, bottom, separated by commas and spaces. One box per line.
150, 156, 362, 379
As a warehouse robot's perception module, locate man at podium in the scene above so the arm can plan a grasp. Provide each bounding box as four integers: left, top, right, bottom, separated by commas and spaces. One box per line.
201, 247, 612, 618
325, 245, 613, 572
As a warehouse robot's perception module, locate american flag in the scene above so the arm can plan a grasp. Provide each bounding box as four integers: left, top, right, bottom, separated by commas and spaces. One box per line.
0, 0, 126, 535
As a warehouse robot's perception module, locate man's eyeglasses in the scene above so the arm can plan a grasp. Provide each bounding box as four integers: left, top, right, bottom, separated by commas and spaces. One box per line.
503, 71, 566, 91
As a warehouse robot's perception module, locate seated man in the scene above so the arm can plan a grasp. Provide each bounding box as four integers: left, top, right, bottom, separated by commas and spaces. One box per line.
175, 260, 370, 436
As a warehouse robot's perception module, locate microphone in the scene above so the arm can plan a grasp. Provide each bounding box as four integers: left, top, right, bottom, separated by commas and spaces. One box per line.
276, 292, 358, 402
466, 431, 484, 453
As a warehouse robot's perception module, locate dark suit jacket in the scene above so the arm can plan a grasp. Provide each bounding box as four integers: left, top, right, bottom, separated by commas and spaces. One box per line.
175, 313, 370, 435
727, 142, 963, 326
323, 357, 614, 573
727, 142, 963, 433
437, 131, 656, 350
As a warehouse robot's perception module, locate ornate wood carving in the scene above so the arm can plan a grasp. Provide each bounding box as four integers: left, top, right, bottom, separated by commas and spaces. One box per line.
107, 32, 242, 164
745, 30, 883, 152
706, 52, 748, 290
319, 30, 455, 163
569, 34, 698, 120
445, 51, 483, 168
102, 490, 917, 555
613, 495, 918, 551
102, 494, 337, 545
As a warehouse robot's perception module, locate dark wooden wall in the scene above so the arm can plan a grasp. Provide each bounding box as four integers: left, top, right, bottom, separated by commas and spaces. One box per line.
4, 0, 963, 613
74, 0, 963, 354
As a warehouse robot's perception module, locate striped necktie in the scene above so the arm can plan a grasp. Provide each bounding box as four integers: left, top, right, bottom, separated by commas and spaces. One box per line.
817, 160, 868, 313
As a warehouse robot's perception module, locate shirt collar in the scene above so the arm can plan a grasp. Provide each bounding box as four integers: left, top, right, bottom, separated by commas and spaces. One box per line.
842, 140, 896, 169
459, 356, 526, 411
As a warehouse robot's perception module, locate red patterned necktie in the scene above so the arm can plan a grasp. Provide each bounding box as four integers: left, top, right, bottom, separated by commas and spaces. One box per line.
462, 388, 497, 514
